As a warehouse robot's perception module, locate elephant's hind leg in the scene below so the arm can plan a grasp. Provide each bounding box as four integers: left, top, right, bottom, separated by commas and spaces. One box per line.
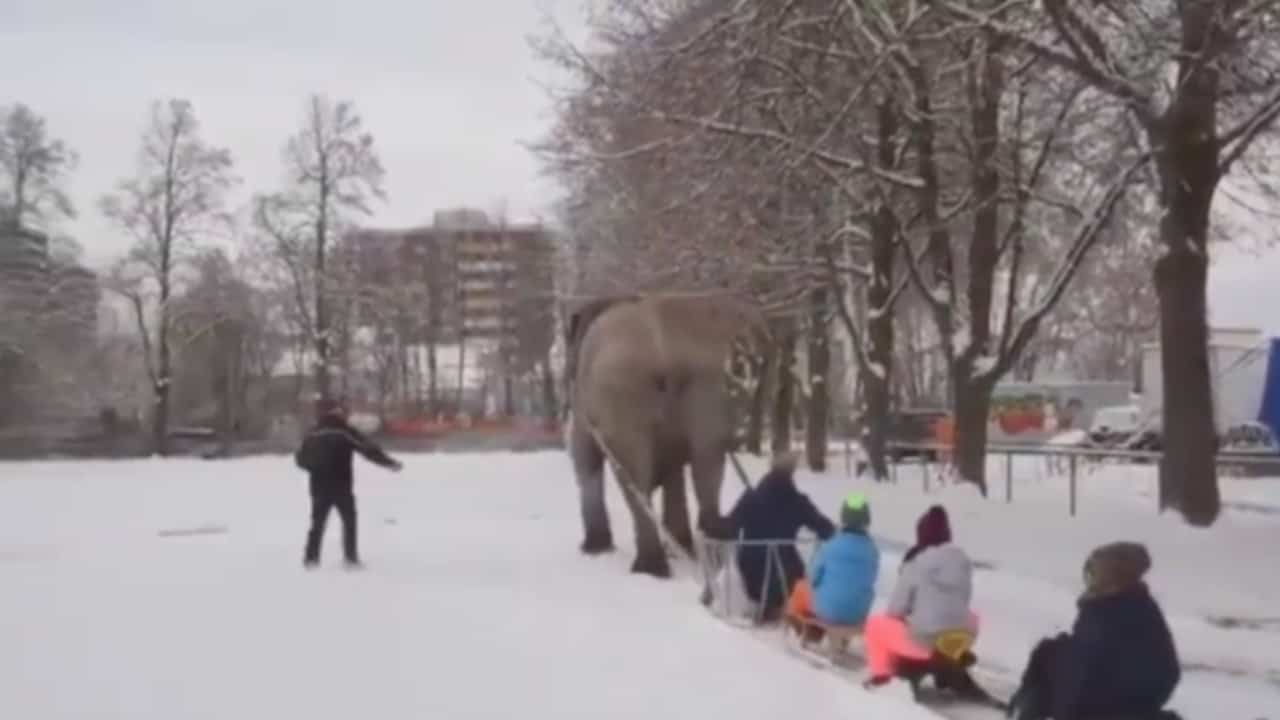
605, 432, 669, 578
571, 417, 613, 554
660, 467, 695, 556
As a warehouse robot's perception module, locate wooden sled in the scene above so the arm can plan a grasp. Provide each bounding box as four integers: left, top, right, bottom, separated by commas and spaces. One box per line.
783, 609, 864, 664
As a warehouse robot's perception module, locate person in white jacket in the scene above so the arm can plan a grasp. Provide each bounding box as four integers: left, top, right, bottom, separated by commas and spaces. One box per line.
862, 505, 981, 686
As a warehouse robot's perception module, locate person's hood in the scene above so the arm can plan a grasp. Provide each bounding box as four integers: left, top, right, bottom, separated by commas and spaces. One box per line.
1081, 541, 1151, 600
916, 544, 972, 592
915, 505, 952, 547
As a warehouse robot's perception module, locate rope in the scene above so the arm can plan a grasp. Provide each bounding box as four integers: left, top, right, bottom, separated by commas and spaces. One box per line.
582, 416, 787, 621
583, 420, 700, 572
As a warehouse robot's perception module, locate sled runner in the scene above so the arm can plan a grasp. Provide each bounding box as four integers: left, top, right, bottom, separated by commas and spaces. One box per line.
783, 609, 863, 664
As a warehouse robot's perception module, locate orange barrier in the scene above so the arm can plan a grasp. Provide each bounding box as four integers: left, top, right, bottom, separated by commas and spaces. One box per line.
382, 415, 561, 438
932, 415, 954, 465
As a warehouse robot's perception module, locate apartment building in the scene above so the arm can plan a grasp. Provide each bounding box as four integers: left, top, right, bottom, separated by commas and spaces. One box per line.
348, 210, 556, 371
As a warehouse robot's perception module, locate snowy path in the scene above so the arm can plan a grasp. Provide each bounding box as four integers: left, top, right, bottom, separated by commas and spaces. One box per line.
0, 454, 938, 720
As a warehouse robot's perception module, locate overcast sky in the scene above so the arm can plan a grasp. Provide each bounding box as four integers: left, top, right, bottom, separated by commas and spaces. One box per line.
3, 0, 1278, 334
0, 0, 590, 267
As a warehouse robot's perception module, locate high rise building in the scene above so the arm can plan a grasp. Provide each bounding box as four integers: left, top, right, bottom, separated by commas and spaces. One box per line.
347, 212, 556, 363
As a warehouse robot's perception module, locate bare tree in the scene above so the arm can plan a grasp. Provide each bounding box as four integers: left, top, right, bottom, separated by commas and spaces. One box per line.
101, 98, 237, 455
0, 104, 78, 229
253, 95, 386, 406
936, 0, 1280, 521
534, 0, 1146, 491
170, 248, 281, 453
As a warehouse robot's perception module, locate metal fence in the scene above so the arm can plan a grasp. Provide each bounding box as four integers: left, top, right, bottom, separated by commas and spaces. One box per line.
695, 535, 821, 625
886, 441, 1280, 516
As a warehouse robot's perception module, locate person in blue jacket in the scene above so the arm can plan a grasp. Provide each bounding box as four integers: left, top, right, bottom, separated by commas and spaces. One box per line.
785, 491, 879, 640
810, 491, 880, 625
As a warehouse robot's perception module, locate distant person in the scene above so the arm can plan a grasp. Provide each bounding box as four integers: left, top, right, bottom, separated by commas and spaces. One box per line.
1008, 542, 1181, 720
294, 397, 402, 569
863, 504, 980, 687
706, 451, 835, 621
786, 492, 880, 632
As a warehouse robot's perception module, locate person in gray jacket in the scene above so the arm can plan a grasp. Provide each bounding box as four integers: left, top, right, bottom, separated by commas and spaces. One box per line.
862, 505, 981, 686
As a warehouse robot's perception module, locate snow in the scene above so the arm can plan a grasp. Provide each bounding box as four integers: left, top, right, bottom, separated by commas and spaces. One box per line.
970, 355, 996, 379
3, 451, 1278, 719
0, 453, 937, 720
1047, 429, 1088, 446
868, 361, 887, 380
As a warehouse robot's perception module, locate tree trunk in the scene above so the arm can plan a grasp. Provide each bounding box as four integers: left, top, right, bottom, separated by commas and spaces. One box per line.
540, 359, 558, 424
863, 94, 899, 483
945, 33, 1003, 495
952, 372, 993, 495
427, 339, 438, 415
746, 352, 770, 455
154, 263, 173, 457
863, 365, 891, 482
152, 381, 170, 457
1154, 243, 1216, 521
313, 309, 330, 404
218, 347, 233, 456
1146, 15, 1224, 524
805, 293, 831, 471
1151, 143, 1219, 522
771, 324, 797, 455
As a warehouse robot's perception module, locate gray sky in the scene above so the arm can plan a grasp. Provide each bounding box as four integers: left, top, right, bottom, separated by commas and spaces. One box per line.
3, 0, 1277, 334
1, 0, 590, 268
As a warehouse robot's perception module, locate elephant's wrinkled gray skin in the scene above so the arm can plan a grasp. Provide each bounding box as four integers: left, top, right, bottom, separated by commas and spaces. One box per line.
563, 293, 767, 578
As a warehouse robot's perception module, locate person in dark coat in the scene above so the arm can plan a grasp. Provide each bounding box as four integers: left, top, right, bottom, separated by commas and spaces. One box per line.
901, 504, 951, 567
707, 452, 835, 621
294, 398, 402, 569
1008, 541, 1182, 720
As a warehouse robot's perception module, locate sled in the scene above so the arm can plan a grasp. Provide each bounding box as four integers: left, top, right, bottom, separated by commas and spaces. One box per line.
157, 524, 228, 538
893, 628, 1007, 711
782, 610, 863, 664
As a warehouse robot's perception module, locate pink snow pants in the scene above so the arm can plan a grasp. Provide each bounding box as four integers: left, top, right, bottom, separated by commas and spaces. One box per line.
863, 611, 981, 678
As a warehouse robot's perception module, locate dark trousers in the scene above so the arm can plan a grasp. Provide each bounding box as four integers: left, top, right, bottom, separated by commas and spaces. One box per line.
1011, 634, 1068, 720
1012, 634, 1183, 720
304, 493, 358, 563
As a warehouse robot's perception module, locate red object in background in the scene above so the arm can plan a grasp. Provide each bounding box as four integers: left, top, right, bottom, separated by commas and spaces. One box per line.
380, 415, 561, 439
996, 410, 1022, 434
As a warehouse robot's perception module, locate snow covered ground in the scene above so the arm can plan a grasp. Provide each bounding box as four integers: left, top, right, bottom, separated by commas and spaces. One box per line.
0, 453, 936, 720
1, 451, 1277, 719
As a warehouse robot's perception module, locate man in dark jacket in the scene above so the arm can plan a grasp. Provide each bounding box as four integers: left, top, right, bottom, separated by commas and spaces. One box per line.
294, 398, 402, 569
1009, 541, 1181, 720
706, 452, 835, 621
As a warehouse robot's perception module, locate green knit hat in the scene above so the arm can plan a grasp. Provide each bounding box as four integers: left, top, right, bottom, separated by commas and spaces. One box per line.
840, 492, 870, 531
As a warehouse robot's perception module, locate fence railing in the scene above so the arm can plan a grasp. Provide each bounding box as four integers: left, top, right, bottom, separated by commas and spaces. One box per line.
885, 441, 1280, 516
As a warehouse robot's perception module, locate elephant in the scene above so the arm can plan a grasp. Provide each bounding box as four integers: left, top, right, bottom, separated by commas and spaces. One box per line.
562, 292, 768, 578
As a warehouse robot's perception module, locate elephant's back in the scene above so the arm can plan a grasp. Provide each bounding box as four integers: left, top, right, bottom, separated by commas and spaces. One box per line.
581, 295, 744, 377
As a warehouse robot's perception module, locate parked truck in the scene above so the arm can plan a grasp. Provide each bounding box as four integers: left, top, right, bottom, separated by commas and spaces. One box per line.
1139, 327, 1271, 436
